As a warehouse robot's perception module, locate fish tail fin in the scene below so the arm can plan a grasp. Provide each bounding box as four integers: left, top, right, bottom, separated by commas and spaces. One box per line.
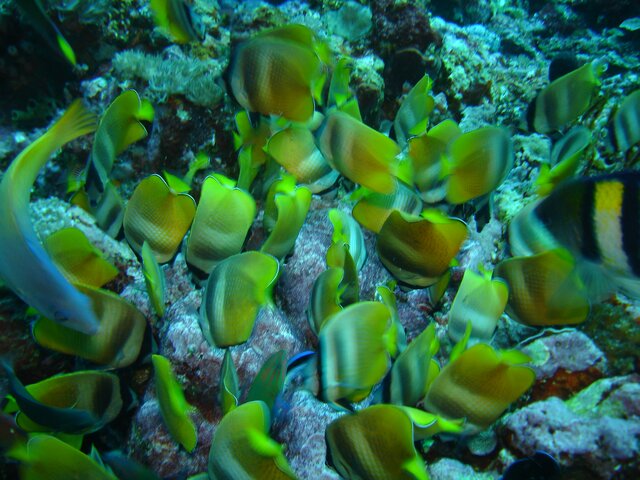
575, 258, 640, 301
49, 100, 98, 147
575, 259, 616, 302
402, 455, 430, 480
613, 274, 640, 300
56, 34, 76, 66
535, 164, 552, 195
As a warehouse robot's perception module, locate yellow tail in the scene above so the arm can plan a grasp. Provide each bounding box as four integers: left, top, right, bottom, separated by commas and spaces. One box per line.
48, 99, 98, 146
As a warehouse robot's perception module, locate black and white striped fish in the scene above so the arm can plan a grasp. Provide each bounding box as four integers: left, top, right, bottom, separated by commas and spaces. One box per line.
510, 171, 640, 300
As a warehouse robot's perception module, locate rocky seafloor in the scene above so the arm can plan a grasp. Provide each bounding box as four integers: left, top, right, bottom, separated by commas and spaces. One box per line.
1, 0, 639, 479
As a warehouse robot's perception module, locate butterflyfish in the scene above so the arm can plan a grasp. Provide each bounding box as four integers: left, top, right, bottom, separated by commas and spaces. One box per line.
4, 368, 122, 435
219, 349, 239, 416
317, 110, 400, 194
186, 174, 256, 274
0, 100, 99, 334
208, 401, 297, 479
150, 0, 204, 44
494, 249, 590, 326
260, 175, 312, 260
609, 89, 640, 154
123, 174, 196, 263
443, 126, 513, 205
13, 434, 117, 480
393, 74, 435, 147
43, 227, 119, 288
16, 0, 77, 66
509, 172, 640, 300
199, 252, 279, 348
0, 361, 97, 434
351, 182, 422, 234
152, 354, 197, 452
318, 301, 398, 404
527, 61, 604, 134
447, 269, 508, 343
376, 210, 467, 288
142, 240, 166, 316
408, 119, 462, 203
246, 350, 287, 412
423, 344, 535, 433
389, 323, 440, 407
89, 90, 154, 194
325, 404, 429, 480
101, 451, 162, 480
229, 24, 329, 122
266, 126, 339, 192
32, 284, 147, 368
535, 125, 591, 196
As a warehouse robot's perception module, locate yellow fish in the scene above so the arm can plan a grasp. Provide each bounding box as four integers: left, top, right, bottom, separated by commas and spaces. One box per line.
150, 0, 204, 44
229, 24, 329, 122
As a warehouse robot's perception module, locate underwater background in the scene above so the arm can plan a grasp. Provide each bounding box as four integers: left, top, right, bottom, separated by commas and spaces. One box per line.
0, 0, 639, 479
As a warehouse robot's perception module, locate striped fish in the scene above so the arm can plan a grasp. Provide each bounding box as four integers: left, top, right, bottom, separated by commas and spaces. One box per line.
150, 0, 204, 44
510, 172, 640, 300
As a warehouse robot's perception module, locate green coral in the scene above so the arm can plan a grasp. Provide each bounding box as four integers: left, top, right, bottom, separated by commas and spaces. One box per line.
112, 50, 224, 107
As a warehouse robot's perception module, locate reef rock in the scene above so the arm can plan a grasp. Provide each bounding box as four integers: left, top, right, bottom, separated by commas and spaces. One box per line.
523, 330, 607, 400
503, 375, 640, 478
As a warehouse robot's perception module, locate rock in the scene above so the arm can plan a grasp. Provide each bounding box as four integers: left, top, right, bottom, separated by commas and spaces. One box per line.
274, 390, 342, 480
428, 457, 498, 479
522, 330, 606, 401
31, 198, 136, 272
523, 330, 607, 380
128, 398, 213, 479
503, 377, 640, 478
565, 374, 640, 418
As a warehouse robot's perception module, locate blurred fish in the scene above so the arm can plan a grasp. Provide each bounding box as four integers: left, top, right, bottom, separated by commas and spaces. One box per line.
0, 100, 99, 334
325, 405, 429, 480
535, 125, 591, 196
16, 0, 76, 66
0, 412, 27, 456
142, 241, 166, 317
423, 344, 535, 433
609, 89, 640, 154
510, 172, 640, 300
548, 54, 582, 83
229, 24, 329, 122
102, 451, 161, 480
526, 60, 604, 134
494, 249, 590, 326
0, 360, 97, 433
14, 435, 117, 479
150, 0, 204, 44
502, 451, 560, 480
152, 354, 197, 452
442, 126, 513, 205
208, 401, 297, 479
246, 350, 287, 412
317, 110, 400, 194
